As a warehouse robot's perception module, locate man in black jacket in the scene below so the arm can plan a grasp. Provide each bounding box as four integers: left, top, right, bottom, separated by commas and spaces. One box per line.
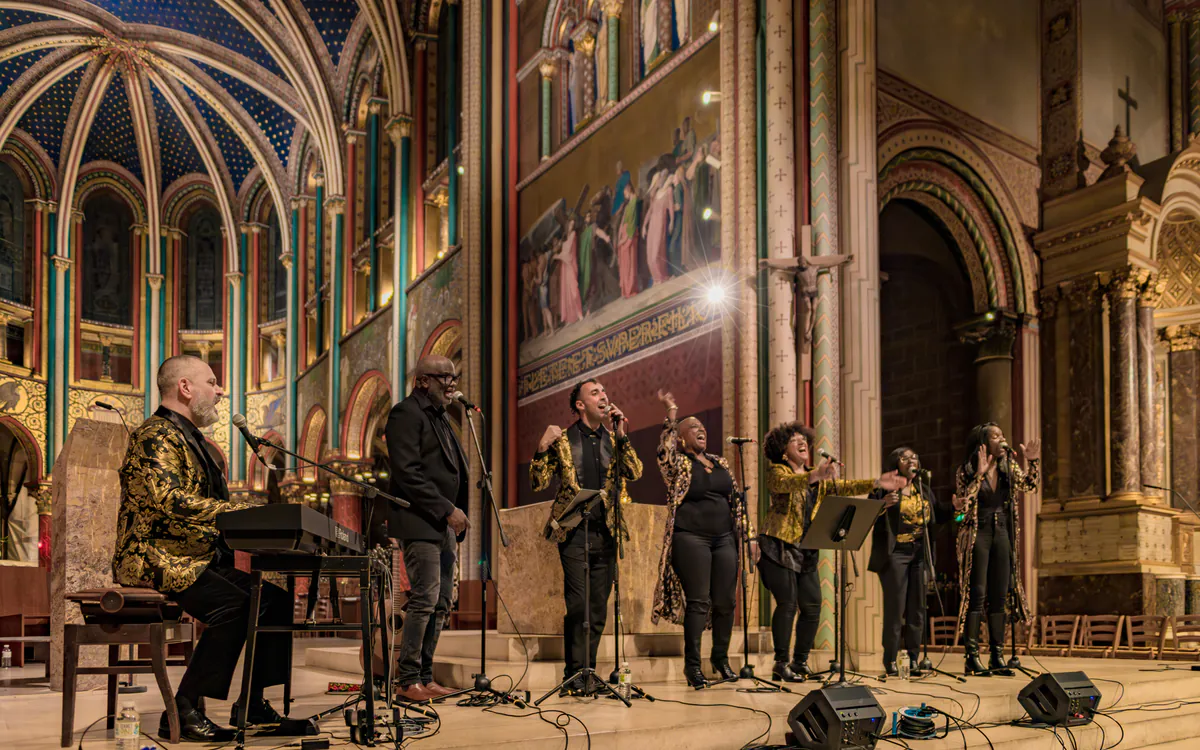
386, 355, 470, 702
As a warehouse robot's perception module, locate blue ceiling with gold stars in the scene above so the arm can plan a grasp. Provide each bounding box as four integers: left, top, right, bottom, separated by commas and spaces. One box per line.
151, 82, 206, 188
0, 47, 54, 96
81, 67, 143, 181
304, 0, 359, 67
87, 0, 286, 78
195, 61, 294, 167
15, 66, 86, 166
187, 87, 255, 190
0, 9, 56, 27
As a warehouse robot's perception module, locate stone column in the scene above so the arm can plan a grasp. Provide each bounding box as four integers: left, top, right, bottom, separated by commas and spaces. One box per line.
602, 0, 621, 105
387, 115, 413, 398
325, 195, 346, 451
1039, 287, 1062, 500
329, 477, 363, 536
539, 58, 555, 161
1066, 275, 1106, 501
1040, 0, 1085, 198
960, 317, 1017, 436
1168, 324, 1200, 512
1138, 275, 1165, 503
35, 483, 52, 571
575, 30, 597, 123
1107, 268, 1144, 501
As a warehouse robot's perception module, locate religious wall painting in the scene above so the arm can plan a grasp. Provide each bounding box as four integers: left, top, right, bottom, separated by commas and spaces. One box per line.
339, 312, 392, 407
247, 388, 285, 433
65, 388, 144, 439
405, 247, 464, 389
517, 39, 720, 363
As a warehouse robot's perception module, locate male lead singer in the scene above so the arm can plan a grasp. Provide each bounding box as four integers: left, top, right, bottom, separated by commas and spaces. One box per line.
530, 378, 643, 694
386, 355, 470, 702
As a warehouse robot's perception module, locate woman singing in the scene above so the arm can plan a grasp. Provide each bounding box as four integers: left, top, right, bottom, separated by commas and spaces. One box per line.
651, 390, 757, 688
867, 447, 950, 677
758, 423, 905, 682
954, 423, 1040, 676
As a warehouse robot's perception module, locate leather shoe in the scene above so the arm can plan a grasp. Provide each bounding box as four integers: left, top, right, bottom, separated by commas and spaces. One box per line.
395, 683, 435, 702
684, 665, 707, 689
423, 681, 456, 697
159, 706, 236, 743
558, 674, 585, 697
229, 697, 283, 727
788, 660, 812, 679
711, 659, 737, 681
772, 661, 804, 683
884, 661, 899, 678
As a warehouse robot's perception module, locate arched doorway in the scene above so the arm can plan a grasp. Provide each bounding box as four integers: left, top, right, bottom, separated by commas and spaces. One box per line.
878, 200, 978, 616
0, 419, 38, 562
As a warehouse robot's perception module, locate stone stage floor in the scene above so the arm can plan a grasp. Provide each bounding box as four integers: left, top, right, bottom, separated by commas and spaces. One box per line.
5, 638, 1200, 749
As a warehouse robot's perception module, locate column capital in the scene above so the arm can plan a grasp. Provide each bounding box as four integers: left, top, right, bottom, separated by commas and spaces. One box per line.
250, 224, 263, 235
344, 129, 365, 146
225, 271, 244, 288
539, 57, 557, 80
1037, 284, 1064, 319
367, 98, 387, 116
1163, 324, 1200, 352
601, 0, 623, 18
1103, 266, 1150, 300
34, 483, 53, 515
324, 196, 346, 216
279, 251, 294, 270
1139, 272, 1166, 307
1065, 274, 1104, 311
313, 172, 325, 187
71, 209, 85, 224
51, 254, 73, 272
144, 272, 164, 291
386, 115, 413, 141
289, 196, 305, 211
957, 314, 1018, 360
239, 222, 252, 235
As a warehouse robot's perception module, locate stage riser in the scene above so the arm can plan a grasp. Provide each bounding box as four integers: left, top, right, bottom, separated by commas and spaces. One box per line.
433, 629, 773, 662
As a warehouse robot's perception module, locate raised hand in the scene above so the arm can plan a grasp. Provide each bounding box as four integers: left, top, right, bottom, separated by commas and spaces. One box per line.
810, 458, 839, 484
539, 425, 563, 453
656, 389, 677, 412
882, 492, 900, 508
974, 445, 993, 479
608, 404, 627, 438
952, 493, 966, 512
1019, 439, 1041, 462
878, 470, 908, 493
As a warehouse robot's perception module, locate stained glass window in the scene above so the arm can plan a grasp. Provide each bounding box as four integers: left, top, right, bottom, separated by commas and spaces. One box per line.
81, 194, 133, 326
0, 161, 25, 305
185, 207, 223, 330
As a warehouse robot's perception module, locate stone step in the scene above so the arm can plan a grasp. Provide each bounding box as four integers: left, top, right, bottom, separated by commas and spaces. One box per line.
432, 628, 774, 662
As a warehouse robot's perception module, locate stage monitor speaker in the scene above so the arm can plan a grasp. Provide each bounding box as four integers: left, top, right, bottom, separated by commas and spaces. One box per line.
786, 684, 885, 750
1017, 671, 1101, 726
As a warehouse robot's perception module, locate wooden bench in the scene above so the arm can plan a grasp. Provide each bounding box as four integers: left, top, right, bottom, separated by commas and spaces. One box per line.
60, 587, 194, 747
0, 612, 49, 669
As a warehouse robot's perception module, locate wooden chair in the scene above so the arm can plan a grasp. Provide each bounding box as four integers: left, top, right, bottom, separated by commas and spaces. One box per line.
61, 588, 194, 747
449, 580, 497, 630
1028, 615, 1081, 657
1073, 615, 1124, 657
1161, 615, 1200, 660
1115, 615, 1168, 659
926, 615, 958, 654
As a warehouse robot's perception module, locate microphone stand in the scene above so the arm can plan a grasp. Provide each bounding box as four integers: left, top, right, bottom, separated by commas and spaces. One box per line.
996, 449, 1035, 678
914, 472, 965, 682
428, 406, 520, 706
1144, 483, 1200, 524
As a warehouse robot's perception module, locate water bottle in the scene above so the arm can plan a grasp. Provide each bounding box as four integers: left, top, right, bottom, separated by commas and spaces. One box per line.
1, 644, 10, 669
617, 662, 632, 700
897, 655, 910, 681
114, 703, 140, 750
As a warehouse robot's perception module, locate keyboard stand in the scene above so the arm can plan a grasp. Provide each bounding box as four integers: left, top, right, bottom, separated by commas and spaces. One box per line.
234, 554, 386, 749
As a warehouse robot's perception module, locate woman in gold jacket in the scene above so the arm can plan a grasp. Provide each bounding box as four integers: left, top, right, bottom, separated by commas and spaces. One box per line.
757, 422, 905, 681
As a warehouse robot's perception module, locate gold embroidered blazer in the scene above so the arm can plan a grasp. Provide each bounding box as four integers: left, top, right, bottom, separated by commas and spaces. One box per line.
529, 422, 643, 543
113, 416, 250, 593
759, 460, 876, 546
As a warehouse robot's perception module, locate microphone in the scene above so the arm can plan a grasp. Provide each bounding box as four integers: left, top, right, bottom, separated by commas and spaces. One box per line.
605, 403, 623, 423
818, 448, 842, 464
726, 436, 755, 445
232, 413, 278, 470
452, 391, 481, 413
914, 468, 932, 480
94, 401, 129, 435
94, 401, 116, 411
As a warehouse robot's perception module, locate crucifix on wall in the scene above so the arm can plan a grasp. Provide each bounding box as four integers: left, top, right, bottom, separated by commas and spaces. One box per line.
1118, 75, 1138, 139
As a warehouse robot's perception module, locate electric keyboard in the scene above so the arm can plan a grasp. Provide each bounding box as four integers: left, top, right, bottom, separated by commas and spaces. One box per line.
217, 504, 364, 555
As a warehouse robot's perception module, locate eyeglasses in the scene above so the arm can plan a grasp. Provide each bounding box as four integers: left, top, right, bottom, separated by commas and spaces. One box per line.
426, 373, 459, 384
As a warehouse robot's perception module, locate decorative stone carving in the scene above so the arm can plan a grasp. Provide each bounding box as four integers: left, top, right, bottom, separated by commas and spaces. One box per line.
1100, 126, 1138, 180
1065, 274, 1104, 311
1165, 324, 1200, 352
34, 483, 53, 515
1037, 285, 1063, 319
538, 59, 556, 80
324, 196, 346, 217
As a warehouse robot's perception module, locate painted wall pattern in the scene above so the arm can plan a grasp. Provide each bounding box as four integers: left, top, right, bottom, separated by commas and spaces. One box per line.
405, 248, 464, 388
340, 312, 393, 407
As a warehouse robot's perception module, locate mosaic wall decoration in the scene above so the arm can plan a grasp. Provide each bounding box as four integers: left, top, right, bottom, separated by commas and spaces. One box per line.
0, 372, 47, 459
246, 386, 285, 435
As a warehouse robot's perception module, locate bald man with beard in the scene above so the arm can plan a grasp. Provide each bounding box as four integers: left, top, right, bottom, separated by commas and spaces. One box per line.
386, 355, 470, 702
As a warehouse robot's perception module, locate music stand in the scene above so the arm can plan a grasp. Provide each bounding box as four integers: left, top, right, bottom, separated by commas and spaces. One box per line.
534, 490, 631, 707
799, 495, 878, 685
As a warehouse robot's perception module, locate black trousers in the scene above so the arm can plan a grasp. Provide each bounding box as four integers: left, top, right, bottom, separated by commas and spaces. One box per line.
969, 511, 1013, 650
559, 525, 616, 677
396, 529, 457, 687
670, 530, 737, 671
758, 555, 821, 664
877, 541, 926, 664
170, 565, 292, 702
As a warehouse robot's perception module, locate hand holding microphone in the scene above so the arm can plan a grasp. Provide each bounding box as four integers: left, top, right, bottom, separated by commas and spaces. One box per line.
605, 403, 626, 437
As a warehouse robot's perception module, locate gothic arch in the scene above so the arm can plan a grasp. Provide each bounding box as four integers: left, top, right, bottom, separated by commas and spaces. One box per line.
298, 403, 327, 484
0, 415, 42, 487
341, 370, 390, 460
250, 428, 285, 493
878, 123, 1035, 314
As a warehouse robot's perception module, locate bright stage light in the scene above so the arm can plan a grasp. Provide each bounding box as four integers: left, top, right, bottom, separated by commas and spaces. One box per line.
702, 207, 714, 221
701, 91, 722, 105
705, 284, 727, 306
709, 20, 719, 32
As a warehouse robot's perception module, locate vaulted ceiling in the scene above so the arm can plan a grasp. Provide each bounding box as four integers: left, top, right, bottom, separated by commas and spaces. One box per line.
0, 0, 413, 267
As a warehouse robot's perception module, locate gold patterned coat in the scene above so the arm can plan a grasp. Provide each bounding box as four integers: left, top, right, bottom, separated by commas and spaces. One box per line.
112, 415, 250, 593
529, 422, 643, 543
759, 461, 877, 547
953, 458, 1040, 632
651, 419, 752, 625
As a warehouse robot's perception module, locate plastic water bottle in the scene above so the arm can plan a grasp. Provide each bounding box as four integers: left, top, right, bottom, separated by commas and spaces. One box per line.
114, 703, 140, 750
617, 662, 632, 700
897, 655, 910, 681
1, 644, 10, 669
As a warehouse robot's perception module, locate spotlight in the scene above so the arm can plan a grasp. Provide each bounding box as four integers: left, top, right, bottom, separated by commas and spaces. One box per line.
701, 91, 722, 105
705, 284, 727, 306
709, 20, 719, 32
456, 165, 465, 175
984, 310, 996, 321
701, 207, 717, 221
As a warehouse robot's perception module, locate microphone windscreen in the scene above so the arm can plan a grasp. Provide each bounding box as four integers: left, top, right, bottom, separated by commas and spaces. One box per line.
232, 413, 248, 428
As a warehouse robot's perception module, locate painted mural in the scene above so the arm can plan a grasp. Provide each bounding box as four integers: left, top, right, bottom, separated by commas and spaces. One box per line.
516, 37, 722, 507
405, 247, 464, 391
340, 313, 393, 407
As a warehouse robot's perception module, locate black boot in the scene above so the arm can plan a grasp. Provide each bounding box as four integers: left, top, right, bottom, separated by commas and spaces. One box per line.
908, 651, 924, 677
963, 612, 988, 676
161, 697, 236, 743
883, 660, 899, 678
711, 658, 737, 681
988, 614, 1014, 675
772, 661, 804, 683
789, 652, 813, 680
684, 665, 707, 689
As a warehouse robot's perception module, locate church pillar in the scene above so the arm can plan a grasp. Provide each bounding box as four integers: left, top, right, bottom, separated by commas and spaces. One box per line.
286, 198, 301, 470
326, 196, 346, 451
1039, 287, 1063, 501
1107, 268, 1144, 501
602, 0, 621, 105
35, 483, 51, 571
764, 0, 797, 424
959, 316, 1016, 437
367, 101, 382, 313
1066, 275, 1106, 501
446, 0, 460, 249
344, 132, 359, 328
226, 258, 246, 482
387, 116, 413, 398
539, 58, 555, 161
1139, 276, 1165, 503
573, 28, 597, 125
1167, 325, 1200, 513
314, 173, 326, 355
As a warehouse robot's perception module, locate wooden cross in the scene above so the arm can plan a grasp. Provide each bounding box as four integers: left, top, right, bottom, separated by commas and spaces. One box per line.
1118, 75, 1138, 137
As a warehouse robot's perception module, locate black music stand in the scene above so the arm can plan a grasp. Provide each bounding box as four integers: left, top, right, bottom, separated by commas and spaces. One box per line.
534, 490, 631, 707
799, 495, 877, 685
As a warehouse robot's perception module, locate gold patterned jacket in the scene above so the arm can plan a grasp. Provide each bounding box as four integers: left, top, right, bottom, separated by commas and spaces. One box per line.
113, 413, 250, 593
529, 421, 643, 543
954, 458, 1039, 631
759, 460, 876, 547
651, 419, 753, 626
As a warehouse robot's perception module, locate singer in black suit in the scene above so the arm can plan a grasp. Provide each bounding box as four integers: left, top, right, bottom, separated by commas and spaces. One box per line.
867, 447, 950, 677
385, 355, 470, 702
